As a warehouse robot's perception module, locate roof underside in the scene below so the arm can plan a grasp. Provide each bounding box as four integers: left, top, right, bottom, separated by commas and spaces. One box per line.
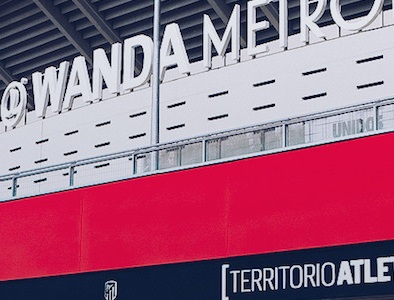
0, 0, 391, 109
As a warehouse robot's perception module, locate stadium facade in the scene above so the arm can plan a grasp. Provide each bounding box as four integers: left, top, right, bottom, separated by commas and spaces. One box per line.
0, 0, 394, 299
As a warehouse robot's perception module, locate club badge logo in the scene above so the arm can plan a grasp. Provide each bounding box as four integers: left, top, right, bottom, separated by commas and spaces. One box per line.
104, 280, 118, 300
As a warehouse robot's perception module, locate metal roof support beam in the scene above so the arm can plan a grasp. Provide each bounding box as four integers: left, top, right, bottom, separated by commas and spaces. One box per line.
71, 0, 143, 71
0, 62, 13, 85
260, 3, 280, 32
71, 0, 121, 44
206, 0, 247, 47
32, 0, 93, 65
0, 62, 34, 110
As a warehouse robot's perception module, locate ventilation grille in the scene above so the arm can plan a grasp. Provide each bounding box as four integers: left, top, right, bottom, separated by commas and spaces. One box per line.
357, 81, 384, 90
95, 142, 110, 148
96, 121, 111, 127
302, 68, 327, 76
34, 158, 48, 164
64, 150, 78, 156
208, 91, 229, 98
129, 133, 146, 139
64, 130, 79, 136
208, 114, 229, 121
36, 139, 49, 145
167, 101, 186, 108
167, 124, 185, 130
253, 104, 276, 111
302, 92, 327, 101
130, 111, 147, 118
253, 79, 276, 87
356, 55, 383, 64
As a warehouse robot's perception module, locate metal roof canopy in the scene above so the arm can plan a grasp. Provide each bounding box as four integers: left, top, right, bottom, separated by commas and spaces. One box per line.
0, 0, 390, 109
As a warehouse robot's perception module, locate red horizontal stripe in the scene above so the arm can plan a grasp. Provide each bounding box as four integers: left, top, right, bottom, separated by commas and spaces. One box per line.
1, 133, 394, 281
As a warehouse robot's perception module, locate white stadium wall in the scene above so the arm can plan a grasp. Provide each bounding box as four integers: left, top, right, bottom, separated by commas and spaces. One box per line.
0, 13, 394, 177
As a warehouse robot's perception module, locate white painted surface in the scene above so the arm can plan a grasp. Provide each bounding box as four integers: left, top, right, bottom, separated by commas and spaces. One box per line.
1, 24, 394, 176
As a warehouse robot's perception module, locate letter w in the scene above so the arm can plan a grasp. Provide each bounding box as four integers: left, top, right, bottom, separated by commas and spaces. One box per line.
32, 61, 69, 118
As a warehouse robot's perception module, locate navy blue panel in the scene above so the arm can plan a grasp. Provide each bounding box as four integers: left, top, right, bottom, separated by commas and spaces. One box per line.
1, 240, 394, 299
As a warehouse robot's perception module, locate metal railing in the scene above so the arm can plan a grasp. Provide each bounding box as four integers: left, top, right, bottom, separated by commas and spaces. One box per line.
1, 97, 394, 201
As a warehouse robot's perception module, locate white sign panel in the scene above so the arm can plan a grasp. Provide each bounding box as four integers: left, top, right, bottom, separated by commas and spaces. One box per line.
0, 0, 389, 129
